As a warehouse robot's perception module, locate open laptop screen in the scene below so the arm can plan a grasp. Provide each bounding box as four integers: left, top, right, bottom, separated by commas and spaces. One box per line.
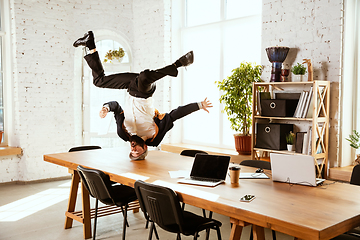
190, 154, 230, 180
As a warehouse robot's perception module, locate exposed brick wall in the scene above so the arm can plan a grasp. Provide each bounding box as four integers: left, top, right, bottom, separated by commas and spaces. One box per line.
261, 0, 342, 167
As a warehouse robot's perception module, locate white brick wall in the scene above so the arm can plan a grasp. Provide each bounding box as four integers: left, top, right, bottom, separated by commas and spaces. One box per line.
261, 0, 342, 167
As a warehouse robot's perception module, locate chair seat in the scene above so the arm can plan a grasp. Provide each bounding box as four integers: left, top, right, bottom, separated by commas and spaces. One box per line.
99, 184, 137, 206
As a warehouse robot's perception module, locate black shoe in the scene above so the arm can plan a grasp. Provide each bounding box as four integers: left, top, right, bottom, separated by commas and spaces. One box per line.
178, 51, 194, 67
73, 31, 94, 48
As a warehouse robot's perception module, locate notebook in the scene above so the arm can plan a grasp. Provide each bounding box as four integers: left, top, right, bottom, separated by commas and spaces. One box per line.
270, 153, 325, 186
177, 154, 230, 187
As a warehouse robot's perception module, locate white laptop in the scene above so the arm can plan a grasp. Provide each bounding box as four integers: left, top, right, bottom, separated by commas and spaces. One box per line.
270, 153, 325, 187
178, 154, 230, 187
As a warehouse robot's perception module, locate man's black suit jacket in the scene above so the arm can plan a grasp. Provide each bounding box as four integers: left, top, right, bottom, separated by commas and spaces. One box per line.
105, 101, 200, 147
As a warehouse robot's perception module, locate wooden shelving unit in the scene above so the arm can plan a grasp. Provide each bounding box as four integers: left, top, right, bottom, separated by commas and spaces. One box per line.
251, 81, 330, 178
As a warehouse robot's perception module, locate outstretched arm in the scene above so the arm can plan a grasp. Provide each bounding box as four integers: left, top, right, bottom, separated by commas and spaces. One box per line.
167, 98, 212, 122
200, 97, 213, 113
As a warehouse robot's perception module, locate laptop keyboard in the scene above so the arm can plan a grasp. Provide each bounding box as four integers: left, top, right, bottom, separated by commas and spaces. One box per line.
190, 176, 219, 182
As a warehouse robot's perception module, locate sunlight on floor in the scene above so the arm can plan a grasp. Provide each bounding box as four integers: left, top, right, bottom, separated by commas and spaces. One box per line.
0, 181, 71, 222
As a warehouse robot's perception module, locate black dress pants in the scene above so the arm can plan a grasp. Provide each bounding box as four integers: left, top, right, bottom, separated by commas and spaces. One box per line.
84, 52, 178, 98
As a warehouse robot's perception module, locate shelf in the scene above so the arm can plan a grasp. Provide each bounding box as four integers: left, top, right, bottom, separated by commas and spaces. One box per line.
254, 81, 327, 86
251, 81, 330, 178
254, 116, 328, 122
253, 148, 307, 155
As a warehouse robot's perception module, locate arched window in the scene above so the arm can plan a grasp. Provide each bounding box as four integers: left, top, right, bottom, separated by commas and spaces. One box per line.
82, 32, 132, 148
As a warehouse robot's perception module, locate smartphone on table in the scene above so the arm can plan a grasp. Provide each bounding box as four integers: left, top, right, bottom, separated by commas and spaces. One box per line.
240, 194, 255, 202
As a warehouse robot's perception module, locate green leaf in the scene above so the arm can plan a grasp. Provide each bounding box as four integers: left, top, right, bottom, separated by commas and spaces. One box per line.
216, 61, 262, 135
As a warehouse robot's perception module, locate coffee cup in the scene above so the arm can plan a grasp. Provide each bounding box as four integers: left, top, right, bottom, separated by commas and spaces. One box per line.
229, 166, 240, 184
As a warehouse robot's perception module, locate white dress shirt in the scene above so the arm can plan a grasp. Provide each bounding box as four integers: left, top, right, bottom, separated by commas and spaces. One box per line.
123, 95, 156, 140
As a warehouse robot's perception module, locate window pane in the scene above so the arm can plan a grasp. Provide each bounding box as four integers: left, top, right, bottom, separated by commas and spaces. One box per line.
186, 0, 221, 27
182, 26, 221, 146
223, 16, 262, 74
0, 37, 2, 72
0, 4, 2, 31
226, 0, 262, 19
96, 40, 129, 63
89, 76, 126, 134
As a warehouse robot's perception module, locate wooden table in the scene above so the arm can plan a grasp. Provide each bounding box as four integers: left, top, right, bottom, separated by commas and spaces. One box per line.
44, 148, 360, 240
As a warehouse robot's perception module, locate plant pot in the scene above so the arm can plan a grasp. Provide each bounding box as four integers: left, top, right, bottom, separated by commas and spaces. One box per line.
234, 134, 251, 155
293, 75, 304, 82
287, 144, 294, 151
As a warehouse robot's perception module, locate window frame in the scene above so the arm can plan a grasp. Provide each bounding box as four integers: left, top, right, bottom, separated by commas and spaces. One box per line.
1, 0, 12, 147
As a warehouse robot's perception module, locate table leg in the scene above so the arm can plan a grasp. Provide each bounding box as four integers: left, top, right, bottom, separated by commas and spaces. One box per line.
229, 218, 246, 240
81, 181, 92, 239
252, 225, 265, 240
64, 170, 80, 229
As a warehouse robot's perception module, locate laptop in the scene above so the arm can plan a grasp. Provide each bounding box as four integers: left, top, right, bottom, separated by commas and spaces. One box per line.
178, 154, 230, 187
270, 153, 325, 186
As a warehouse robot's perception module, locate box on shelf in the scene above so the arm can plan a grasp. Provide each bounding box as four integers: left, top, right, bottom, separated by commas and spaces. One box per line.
261, 99, 299, 117
255, 123, 293, 150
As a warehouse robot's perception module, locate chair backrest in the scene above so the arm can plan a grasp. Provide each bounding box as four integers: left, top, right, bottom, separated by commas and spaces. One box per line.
69, 145, 101, 152
240, 159, 271, 170
350, 164, 360, 186
134, 180, 184, 233
77, 165, 115, 205
180, 149, 208, 157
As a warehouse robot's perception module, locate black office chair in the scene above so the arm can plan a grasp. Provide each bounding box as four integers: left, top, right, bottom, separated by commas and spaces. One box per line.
350, 164, 360, 186
331, 231, 360, 239
180, 149, 213, 239
77, 165, 138, 240
134, 180, 222, 240
239, 159, 271, 171
69, 145, 102, 152
180, 149, 208, 157
239, 160, 275, 240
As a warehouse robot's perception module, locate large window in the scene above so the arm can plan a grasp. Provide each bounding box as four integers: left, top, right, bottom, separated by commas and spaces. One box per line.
82, 32, 132, 148
174, 0, 262, 148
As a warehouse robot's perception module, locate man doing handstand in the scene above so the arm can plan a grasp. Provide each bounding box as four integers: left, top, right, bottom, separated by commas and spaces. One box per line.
73, 31, 212, 160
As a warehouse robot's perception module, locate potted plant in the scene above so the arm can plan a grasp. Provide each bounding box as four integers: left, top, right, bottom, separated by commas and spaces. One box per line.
346, 130, 360, 165
104, 47, 125, 63
291, 62, 307, 82
286, 131, 295, 151
216, 62, 262, 155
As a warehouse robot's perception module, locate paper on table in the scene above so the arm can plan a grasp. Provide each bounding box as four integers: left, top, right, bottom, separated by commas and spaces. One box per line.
239, 173, 269, 179
169, 170, 190, 178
